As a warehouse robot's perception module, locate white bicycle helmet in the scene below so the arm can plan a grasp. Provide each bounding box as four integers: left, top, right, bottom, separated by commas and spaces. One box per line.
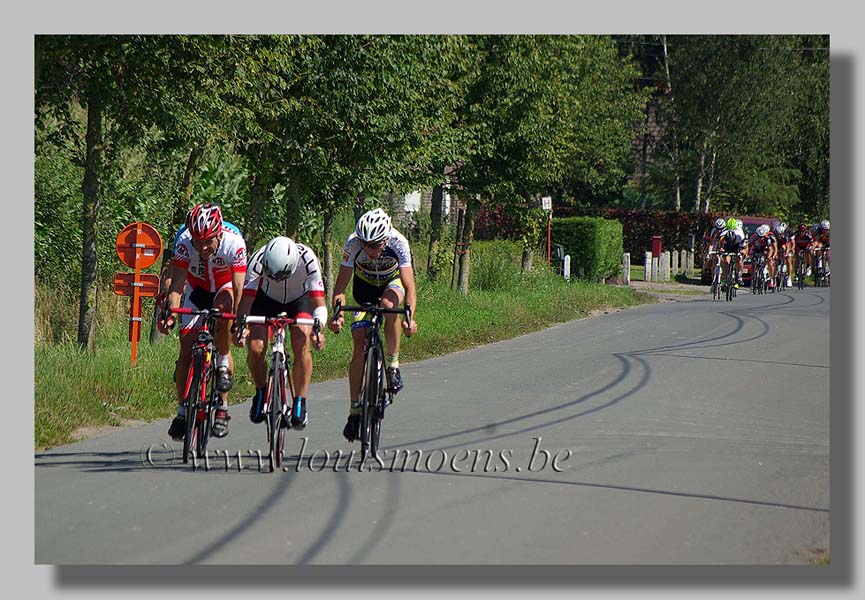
736, 219, 743, 230
777, 222, 788, 234
262, 236, 299, 281
714, 218, 726, 229
356, 208, 392, 243
756, 224, 770, 236
819, 220, 830, 230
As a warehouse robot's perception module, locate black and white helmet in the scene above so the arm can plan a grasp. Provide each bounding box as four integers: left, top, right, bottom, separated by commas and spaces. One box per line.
262, 236, 298, 282
819, 220, 830, 231
714, 218, 726, 229
356, 208, 392, 243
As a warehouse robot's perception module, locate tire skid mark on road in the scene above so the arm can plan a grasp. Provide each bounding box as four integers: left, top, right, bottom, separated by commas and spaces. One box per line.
421, 353, 651, 454
346, 473, 402, 565
296, 472, 352, 564
182, 471, 298, 564
383, 352, 637, 452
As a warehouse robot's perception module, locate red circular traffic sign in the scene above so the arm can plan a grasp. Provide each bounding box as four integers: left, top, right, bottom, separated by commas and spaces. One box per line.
115, 222, 163, 269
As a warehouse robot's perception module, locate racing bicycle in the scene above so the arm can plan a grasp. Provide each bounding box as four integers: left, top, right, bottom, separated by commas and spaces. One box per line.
331, 300, 412, 463
169, 307, 236, 464
238, 313, 321, 472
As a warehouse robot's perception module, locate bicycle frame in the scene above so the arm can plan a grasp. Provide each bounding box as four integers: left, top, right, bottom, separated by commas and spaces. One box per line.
240, 313, 317, 472
332, 300, 412, 462
170, 307, 236, 463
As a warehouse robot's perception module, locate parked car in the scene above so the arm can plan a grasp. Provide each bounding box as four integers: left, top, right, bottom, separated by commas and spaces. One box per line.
701, 216, 775, 285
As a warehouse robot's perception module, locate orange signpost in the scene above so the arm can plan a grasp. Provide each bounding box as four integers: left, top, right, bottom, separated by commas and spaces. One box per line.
114, 222, 163, 365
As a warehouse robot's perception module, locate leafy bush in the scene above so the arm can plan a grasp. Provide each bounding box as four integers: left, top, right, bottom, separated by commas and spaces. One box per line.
470, 239, 524, 290
551, 217, 623, 281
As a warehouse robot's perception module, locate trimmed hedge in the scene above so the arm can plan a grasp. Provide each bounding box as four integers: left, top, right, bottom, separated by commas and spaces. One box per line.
551, 217, 623, 281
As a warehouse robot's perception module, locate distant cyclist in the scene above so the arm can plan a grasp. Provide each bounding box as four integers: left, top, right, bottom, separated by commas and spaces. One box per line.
234, 236, 327, 430
157, 203, 247, 440
773, 221, 794, 288
704, 217, 728, 281
813, 220, 830, 278
793, 223, 816, 279
747, 224, 777, 289
328, 208, 418, 443
719, 217, 746, 291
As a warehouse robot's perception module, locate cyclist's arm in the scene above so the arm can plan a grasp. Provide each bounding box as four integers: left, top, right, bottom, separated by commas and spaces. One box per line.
331, 264, 353, 309
231, 269, 246, 314
165, 264, 188, 310
400, 264, 417, 318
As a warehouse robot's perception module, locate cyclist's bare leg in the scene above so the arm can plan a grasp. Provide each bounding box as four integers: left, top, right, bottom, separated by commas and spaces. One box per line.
213, 289, 235, 403
175, 333, 196, 404
720, 254, 731, 283
381, 287, 405, 359
245, 324, 269, 389
290, 325, 313, 398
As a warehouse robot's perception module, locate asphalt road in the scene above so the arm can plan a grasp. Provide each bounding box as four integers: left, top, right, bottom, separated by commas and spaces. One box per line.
35, 287, 830, 565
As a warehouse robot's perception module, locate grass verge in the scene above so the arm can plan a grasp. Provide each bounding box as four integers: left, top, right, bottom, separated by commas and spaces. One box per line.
35, 273, 653, 450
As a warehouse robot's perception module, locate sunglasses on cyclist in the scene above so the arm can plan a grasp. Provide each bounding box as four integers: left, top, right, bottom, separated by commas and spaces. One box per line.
362, 240, 386, 249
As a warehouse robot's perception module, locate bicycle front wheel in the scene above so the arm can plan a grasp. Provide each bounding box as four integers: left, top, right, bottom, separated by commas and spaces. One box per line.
360, 344, 381, 464
268, 355, 288, 472
183, 353, 204, 464
195, 376, 217, 460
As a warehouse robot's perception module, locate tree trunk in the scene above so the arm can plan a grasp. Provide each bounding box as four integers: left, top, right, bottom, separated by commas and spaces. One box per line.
285, 174, 302, 240
639, 102, 651, 209
322, 208, 335, 305
451, 207, 464, 290
77, 89, 102, 352
151, 144, 203, 343
702, 144, 718, 213
661, 35, 682, 212
457, 196, 479, 294
521, 247, 533, 273
693, 135, 708, 213
427, 180, 444, 279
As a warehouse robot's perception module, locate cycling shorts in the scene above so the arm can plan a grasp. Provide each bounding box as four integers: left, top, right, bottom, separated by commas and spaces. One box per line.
179, 282, 233, 335
350, 273, 405, 330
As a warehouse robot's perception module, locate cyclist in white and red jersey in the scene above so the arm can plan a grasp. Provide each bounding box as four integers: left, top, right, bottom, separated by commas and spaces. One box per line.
747, 224, 777, 289
234, 236, 327, 430
792, 223, 816, 280
158, 203, 247, 440
328, 208, 418, 443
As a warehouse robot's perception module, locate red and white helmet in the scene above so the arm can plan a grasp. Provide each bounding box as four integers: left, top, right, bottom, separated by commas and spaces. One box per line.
187, 203, 223, 240
356, 208, 392, 243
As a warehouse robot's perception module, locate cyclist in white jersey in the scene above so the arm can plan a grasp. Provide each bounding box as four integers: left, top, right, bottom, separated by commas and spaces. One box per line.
158, 203, 247, 440
328, 208, 418, 442
234, 236, 327, 429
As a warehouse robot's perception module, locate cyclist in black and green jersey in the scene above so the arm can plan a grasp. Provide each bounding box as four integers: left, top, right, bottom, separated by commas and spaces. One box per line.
328, 208, 418, 442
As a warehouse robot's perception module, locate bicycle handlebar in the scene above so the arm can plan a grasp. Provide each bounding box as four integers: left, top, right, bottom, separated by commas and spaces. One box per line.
237, 313, 322, 343
330, 300, 412, 334
169, 307, 237, 320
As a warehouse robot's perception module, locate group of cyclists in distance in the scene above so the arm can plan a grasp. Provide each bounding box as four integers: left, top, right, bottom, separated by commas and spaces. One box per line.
705, 216, 830, 293
156, 202, 417, 444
